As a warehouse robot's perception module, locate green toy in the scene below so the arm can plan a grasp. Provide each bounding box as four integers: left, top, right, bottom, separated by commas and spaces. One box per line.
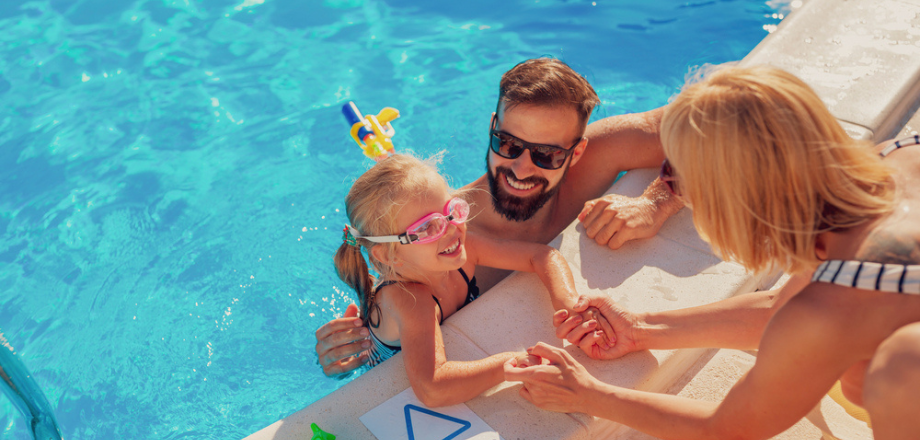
310, 422, 336, 440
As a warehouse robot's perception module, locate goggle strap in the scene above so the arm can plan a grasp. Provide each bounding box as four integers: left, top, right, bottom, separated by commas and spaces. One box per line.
349, 224, 405, 244
358, 233, 417, 245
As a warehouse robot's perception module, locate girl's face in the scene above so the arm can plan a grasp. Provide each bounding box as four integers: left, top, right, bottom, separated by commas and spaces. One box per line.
392, 185, 468, 275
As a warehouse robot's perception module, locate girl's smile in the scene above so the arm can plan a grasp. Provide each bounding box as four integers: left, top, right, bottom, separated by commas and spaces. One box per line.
439, 237, 463, 257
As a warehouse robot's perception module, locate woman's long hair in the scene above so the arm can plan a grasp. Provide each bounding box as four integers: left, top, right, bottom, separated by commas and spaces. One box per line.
661, 65, 895, 274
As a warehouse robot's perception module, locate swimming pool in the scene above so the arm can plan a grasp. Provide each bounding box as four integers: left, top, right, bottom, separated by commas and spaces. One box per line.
0, 0, 787, 438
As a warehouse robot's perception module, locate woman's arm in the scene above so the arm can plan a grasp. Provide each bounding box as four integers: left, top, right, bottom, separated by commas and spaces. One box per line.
391, 284, 519, 407
509, 283, 857, 440
636, 272, 810, 351
556, 273, 812, 359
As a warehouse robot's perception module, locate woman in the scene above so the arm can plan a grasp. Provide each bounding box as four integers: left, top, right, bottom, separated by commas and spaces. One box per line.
504, 65, 920, 439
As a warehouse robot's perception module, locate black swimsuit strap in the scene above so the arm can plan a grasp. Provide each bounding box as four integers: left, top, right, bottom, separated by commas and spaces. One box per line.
458, 267, 472, 285
375, 280, 399, 290
458, 267, 481, 303
431, 295, 444, 325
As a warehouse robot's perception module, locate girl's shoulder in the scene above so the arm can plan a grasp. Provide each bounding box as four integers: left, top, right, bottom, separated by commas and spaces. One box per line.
372, 281, 441, 343
375, 281, 441, 318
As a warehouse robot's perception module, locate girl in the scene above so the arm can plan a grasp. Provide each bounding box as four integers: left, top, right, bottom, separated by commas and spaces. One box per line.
333, 154, 608, 407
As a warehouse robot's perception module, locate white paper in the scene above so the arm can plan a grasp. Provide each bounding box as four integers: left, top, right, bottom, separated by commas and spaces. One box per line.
360, 388, 503, 440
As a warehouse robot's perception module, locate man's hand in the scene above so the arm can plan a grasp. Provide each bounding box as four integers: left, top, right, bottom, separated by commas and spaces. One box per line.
578, 178, 683, 250
578, 193, 663, 250
314, 303, 371, 376
555, 293, 643, 360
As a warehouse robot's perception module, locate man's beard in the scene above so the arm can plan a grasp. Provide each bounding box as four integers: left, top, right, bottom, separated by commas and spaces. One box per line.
487, 165, 566, 222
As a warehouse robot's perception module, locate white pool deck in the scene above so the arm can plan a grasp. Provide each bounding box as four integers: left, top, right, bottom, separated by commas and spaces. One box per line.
245, 0, 920, 438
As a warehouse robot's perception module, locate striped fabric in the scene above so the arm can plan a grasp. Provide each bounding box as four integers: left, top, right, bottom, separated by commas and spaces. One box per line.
879, 134, 920, 157
365, 329, 401, 367
812, 260, 920, 295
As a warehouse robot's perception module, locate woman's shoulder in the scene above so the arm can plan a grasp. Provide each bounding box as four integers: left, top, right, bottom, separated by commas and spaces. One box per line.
768, 282, 878, 353
877, 137, 920, 185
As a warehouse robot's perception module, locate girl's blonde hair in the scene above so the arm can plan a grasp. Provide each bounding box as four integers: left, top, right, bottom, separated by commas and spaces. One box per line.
333, 154, 452, 326
661, 65, 895, 274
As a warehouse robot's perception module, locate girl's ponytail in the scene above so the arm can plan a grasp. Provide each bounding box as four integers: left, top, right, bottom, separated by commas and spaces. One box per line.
333, 237, 379, 327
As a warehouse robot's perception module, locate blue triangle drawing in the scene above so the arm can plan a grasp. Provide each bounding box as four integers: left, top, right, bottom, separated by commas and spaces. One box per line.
404, 404, 472, 440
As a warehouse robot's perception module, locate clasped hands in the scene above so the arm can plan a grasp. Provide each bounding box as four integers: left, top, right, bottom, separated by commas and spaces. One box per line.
504, 293, 641, 413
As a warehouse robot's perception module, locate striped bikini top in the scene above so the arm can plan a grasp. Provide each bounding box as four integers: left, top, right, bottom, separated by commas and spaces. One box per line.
364, 268, 481, 367
812, 260, 920, 295
810, 136, 920, 295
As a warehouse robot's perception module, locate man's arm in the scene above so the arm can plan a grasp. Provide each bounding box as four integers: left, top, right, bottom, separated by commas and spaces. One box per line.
584, 106, 667, 171
563, 107, 683, 249
566, 107, 666, 202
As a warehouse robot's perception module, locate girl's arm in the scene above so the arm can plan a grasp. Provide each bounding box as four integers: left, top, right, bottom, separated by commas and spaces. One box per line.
507, 283, 858, 440
465, 232, 579, 311
390, 283, 521, 407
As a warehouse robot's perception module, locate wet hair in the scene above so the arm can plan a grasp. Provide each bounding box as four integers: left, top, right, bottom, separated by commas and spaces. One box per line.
661, 65, 895, 274
498, 57, 600, 125
333, 154, 452, 327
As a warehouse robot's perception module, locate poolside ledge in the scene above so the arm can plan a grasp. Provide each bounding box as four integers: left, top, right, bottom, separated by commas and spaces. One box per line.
245, 0, 920, 438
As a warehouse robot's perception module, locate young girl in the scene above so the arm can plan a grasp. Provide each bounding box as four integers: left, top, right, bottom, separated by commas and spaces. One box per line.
333, 154, 607, 407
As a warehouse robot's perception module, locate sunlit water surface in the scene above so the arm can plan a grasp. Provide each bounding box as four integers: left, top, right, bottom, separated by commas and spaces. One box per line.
0, 0, 788, 438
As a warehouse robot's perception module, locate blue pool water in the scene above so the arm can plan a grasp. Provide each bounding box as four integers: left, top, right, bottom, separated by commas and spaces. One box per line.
0, 0, 787, 438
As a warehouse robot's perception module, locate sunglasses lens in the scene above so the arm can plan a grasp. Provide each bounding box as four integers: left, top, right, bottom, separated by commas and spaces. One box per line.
530, 145, 566, 169
491, 132, 524, 159
660, 159, 680, 196
666, 180, 678, 195
490, 131, 570, 170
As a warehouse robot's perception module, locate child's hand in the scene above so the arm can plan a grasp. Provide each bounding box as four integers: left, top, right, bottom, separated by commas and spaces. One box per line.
511, 352, 545, 368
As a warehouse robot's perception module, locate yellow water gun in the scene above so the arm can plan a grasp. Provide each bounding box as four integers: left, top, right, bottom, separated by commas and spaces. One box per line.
341, 101, 400, 161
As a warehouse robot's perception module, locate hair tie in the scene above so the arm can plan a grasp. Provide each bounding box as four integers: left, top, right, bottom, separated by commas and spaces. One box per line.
342, 225, 359, 247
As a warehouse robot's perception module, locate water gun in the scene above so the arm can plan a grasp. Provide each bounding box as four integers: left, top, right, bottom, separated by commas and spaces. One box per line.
342, 101, 400, 161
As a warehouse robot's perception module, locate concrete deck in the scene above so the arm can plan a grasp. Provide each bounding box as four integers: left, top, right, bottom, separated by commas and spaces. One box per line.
246, 0, 920, 438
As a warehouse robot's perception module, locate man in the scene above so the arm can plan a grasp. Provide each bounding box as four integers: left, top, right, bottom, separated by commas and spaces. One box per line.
316, 58, 684, 376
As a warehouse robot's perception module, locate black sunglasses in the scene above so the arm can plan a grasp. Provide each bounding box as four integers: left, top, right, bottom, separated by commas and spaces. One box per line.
488, 118, 580, 170
659, 159, 681, 196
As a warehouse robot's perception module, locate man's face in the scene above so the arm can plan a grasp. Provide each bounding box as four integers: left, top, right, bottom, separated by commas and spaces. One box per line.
486, 103, 586, 222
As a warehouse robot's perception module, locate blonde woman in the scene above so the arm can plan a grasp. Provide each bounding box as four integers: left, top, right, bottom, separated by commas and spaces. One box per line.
505, 66, 920, 439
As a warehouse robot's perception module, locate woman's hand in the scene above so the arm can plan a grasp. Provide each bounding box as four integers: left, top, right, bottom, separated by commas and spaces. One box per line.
503, 342, 603, 414
555, 293, 643, 360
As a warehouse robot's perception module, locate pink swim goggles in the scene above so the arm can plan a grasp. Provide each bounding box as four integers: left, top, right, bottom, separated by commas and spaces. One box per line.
349, 197, 470, 245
